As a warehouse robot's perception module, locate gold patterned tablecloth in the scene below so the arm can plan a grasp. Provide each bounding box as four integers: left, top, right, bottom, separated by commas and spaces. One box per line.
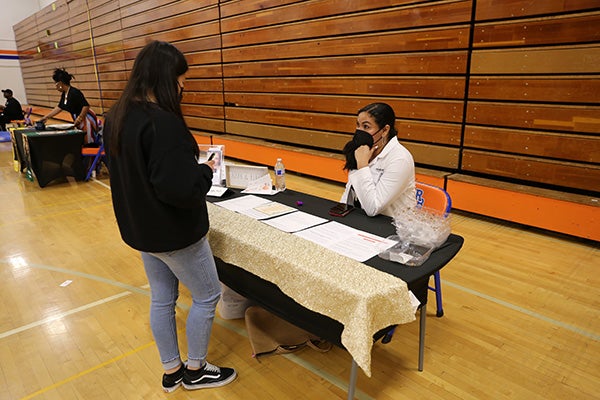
207, 202, 416, 376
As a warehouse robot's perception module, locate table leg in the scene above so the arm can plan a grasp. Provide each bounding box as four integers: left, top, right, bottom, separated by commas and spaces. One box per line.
418, 303, 427, 372
347, 358, 358, 400
9, 129, 19, 172
22, 136, 34, 182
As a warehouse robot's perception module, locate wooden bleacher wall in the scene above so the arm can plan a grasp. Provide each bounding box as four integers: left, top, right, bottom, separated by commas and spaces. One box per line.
13, 0, 599, 241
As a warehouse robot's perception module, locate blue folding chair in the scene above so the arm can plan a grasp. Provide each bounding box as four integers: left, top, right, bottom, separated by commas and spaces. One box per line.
81, 143, 105, 181
414, 181, 452, 317
380, 182, 452, 370
22, 107, 33, 126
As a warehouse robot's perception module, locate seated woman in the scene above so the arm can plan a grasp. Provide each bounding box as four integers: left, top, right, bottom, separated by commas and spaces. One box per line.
38, 68, 99, 145
340, 102, 416, 217
0, 89, 24, 131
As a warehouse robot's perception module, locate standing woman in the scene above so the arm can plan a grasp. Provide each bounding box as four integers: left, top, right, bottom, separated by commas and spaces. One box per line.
341, 102, 416, 217
103, 41, 236, 392
38, 68, 99, 144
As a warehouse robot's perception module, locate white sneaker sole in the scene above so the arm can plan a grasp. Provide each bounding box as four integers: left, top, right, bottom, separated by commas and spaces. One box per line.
162, 381, 182, 393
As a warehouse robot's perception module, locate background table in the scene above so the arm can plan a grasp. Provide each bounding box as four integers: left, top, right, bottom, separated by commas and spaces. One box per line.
12, 127, 85, 187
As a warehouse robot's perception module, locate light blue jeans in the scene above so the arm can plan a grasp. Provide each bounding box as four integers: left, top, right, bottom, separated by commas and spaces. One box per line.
141, 236, 221, 371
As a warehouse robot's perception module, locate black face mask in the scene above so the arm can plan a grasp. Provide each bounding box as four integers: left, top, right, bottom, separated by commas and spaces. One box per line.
342, 129, 375, 170
352, 129, 374, 148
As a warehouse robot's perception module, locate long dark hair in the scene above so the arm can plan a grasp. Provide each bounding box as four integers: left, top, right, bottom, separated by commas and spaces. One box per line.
106, 41, 189, 154
358, 102, 398, 141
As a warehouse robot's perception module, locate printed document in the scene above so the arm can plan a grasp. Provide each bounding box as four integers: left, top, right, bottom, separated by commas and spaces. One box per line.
294, 221, 397, 262
214, 195, 296, 220
214, 195, 271, 213
241, 201, 296, 220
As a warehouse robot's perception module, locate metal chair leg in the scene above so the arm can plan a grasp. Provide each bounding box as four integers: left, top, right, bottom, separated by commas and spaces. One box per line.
85, 153, 102, 181
433, 271, 444, 317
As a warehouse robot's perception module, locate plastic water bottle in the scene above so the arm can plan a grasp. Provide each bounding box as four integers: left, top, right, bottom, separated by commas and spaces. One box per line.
274, 158, 286, 191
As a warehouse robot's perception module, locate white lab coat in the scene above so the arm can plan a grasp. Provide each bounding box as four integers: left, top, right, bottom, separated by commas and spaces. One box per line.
340, 137, 416, 217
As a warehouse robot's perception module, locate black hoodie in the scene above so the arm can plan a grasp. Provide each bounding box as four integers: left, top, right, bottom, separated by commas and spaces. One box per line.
104, 103, 213, 252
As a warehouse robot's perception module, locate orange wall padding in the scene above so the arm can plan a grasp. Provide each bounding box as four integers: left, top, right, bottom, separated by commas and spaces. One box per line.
447, 180, 600, 242
198, 135, 348, 183
195, 135, 599, 241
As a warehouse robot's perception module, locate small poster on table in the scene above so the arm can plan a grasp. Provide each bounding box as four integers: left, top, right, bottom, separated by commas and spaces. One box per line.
198, 144, 225, 187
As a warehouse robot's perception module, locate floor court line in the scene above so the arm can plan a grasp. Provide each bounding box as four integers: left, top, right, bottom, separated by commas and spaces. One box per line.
5, 261, 372, 400
0, 262, 151, 340
443, 280, 600, 341
19, 341, 157, 400
0, 291, 132, 340
6, 259, 596, 399
27, 262, 593, 344
92, 178, 111, 190
5, 190, 596, 397
88, 179, 598, 341
17, 316, 374, 400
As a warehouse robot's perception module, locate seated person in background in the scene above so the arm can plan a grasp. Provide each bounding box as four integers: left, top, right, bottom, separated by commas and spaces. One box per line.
340, 102, 416, 217
0, 89, 24, 131
38, 68, 99, 145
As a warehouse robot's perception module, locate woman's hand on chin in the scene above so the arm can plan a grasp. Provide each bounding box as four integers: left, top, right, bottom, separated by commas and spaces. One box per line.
354, 145, 374, 169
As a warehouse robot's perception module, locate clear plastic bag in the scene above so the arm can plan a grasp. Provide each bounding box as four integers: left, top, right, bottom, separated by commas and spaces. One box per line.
393, 206, 451, 248
378, 236, 435, 266
379, 206, 451, 266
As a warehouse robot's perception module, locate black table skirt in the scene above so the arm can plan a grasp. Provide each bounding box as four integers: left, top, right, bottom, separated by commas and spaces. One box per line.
16, 130, 86, 187
216, 258, 432, 349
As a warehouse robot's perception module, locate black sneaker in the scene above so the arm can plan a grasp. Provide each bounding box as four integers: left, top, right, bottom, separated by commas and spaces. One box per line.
162, 364, 185, 393
183, 362, 237, 390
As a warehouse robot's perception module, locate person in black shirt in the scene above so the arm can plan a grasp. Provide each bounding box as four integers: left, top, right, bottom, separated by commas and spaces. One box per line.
104, 41, 237, 392
0, 89, 24, 131
38, 68, 99, 144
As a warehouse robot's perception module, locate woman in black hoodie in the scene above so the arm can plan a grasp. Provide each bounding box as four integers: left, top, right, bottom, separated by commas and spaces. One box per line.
103, 41, 236, 393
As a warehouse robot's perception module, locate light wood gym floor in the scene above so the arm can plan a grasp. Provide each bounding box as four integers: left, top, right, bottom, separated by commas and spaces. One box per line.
0, 141, 598, 400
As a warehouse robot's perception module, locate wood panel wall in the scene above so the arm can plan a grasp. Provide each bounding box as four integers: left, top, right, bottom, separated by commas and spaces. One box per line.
466, 0, 600, 193
13, 0, 600, 197
219, 0, 471, 175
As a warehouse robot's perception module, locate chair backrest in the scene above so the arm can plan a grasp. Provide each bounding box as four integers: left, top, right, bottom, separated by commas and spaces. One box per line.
24, 107, 32, 126
81, 143, 105, 157
415, 182, 452, 217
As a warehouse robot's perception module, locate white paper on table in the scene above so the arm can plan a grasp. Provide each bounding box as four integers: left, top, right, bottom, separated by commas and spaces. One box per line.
294, 221, 397, 262
408, 290, 421, 314
261, 210, 328, 233
214, 195, 271, 212
213, 195, 295, 220
239, 201, 297, 220
207, 186, 229, 197
241, 174, 277, 195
